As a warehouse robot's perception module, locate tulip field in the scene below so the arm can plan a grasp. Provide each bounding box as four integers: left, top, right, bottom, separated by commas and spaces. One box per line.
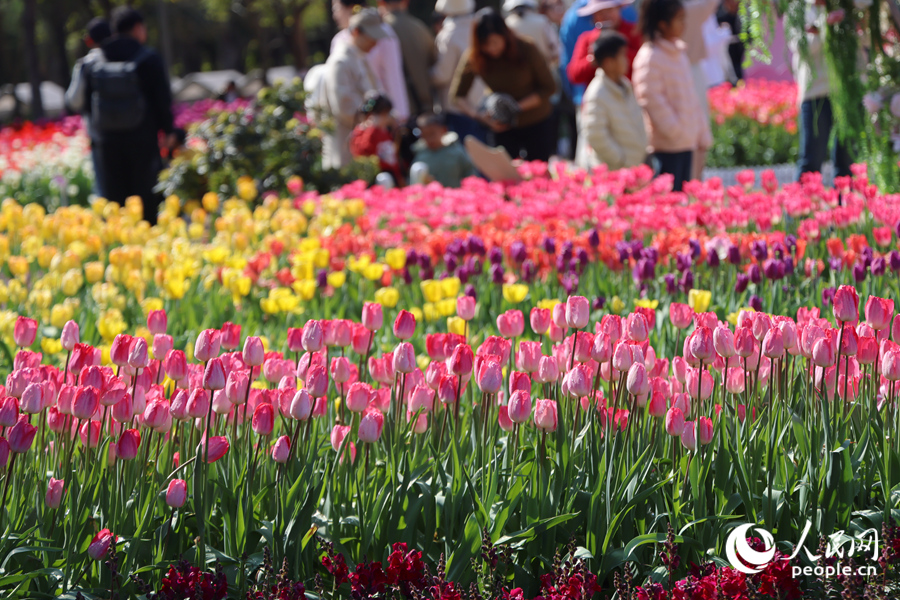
4, 112, 900, 597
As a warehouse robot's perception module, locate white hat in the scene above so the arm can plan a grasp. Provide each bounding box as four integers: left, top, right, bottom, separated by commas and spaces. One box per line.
503, 0, 538, 11
435, 0, 475, 16
576, 0, 634, 17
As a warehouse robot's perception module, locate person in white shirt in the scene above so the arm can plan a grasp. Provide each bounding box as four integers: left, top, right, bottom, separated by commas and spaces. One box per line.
331, 0, 410, 122
503, 0, 561, 66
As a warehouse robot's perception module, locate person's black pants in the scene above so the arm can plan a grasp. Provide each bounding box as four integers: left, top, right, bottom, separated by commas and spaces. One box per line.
96, 137, 163, 224
797, 96, 852, 182
495, 116, 555, 162
653, 150, 693, 192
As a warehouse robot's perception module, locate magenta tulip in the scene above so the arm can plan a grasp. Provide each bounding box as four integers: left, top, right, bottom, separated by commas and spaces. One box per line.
88, 529, 114, 560
45, 477, 64, 509
166, 479, 187, 508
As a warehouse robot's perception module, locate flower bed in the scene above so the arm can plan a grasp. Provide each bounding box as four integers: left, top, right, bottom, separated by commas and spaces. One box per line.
0, 161, 896, 596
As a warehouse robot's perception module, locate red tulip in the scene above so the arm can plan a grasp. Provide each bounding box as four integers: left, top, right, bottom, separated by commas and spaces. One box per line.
358, 408, 384, 443
194, 329, 221, 362
88, 529, 114, 560
392, 342, 416, 374
362, 302, 384, 331
117, 429, 141, 460
457, 296, 476, 321
669, 303, 693, 329
166, 479, 187, 508
530, 308, 551, 335
271, 436, 291, 463
533, 399, 558, 431
45, 477, 64, 509
865, 297, 894, 331
252, 403, 275, 436
203, 357, 226, 390
199, 435, 229, 462
13, 316, 37, 348
393, 310, 417, 340
164, 350, 187, 382
61, 320, 80, 351
220, 322, 241, 350
832, 285, 860, 323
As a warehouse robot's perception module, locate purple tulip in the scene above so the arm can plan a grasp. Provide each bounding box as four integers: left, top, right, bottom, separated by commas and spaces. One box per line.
490, 264, 505, 284
853, 262, 866, 283
707, 249, 720, 268
665, 273, 677, 294
510, 241, 527, 264
734, 273, 749, 293
889, 250, 900, 272
689, 239, 701, 259
822, 287, 836, 306
749, 264, 762, 284
727, 244, 741, 265
680, 270, 694, 293
542, 236, 556, 254
749, 295, 763, 311
750, 240, 768, 261
588, 229, 600, 248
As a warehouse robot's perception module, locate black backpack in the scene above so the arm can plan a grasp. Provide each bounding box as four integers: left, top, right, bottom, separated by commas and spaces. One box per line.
89, 46, 152, 133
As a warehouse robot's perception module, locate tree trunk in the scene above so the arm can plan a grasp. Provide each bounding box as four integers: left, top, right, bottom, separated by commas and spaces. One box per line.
22, 0, 44, 119
157, 0, 174, 71
49, 8, 71, 87
290, 2, 311, 71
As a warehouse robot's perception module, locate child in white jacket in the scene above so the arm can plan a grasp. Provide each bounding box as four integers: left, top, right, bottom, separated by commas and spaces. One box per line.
581, 31, 648, 170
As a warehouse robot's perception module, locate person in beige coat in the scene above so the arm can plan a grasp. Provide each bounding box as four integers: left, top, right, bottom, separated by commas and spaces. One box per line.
322, 9, 384, 170
581, 31, 647, 169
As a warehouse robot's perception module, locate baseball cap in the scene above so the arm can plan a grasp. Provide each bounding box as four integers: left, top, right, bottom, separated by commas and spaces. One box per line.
349, 8, 387, 40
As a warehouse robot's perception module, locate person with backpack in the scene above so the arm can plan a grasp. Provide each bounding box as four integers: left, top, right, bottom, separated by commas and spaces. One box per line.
85, 6, 174, 225
65, 17, 112, 198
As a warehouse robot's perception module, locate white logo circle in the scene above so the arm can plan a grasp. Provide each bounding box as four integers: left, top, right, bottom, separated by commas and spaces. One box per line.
726, 523, 777, 574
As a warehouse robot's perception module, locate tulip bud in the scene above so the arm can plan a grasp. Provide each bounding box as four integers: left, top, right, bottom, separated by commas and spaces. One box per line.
194, 329, 221, 363
147, 310, 167, 335
271, 436, 291, 463
61, 320, 80, 351
117, 429, 141, 460
533, 399, 558, 431
681, 421, 697, 451
128, 337, 150, 369
508, 390, 532, 423
186, 389, 210, 419
198, 435, 229, 462
457, 296, 476, 321
358, 408, 384, 443
164, 350, 187, 382
13, 316, 37, 348
345, 382, 372, 413
565, 296, 590, 329
290, 389, 313, 421
79, 421, 101, 448
252, 403, 275, 436
392, 342, 416, 374
88, 529, 114, 561
241, 336, 265, 368
698, 416, 714, 445
530, 308, 551, 335
45, 477, 64, 509
203, 358, 226, 391
110, 334, 133, 367
393, 310, 417, 340
219, 322, 241, 351
362, 302, 384, 331
301, 320, 324, 352
665, 407, 685, 436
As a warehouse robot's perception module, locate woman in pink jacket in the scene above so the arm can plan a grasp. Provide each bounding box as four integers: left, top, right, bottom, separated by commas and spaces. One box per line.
632, 0, 711, 192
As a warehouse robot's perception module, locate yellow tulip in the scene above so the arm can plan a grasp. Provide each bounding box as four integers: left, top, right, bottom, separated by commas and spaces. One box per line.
634, 299, 659, 309
313, 249, 330, 269
8, 256, 29, 278
363, 263, 385, 281
374, 286, 399, 308
260, 336, 270, 351
188, 222, 205, 240
165, 195, 181, 213
142, 297, 164, 314
41, 338, 63, 355
423, 302, 439, 322
384, 248, 406, 270
327, 271, 346, 289
416, 355, 431, 372
348, 254, 371, 273
61, 269, 84, 296
0, 282, 9, 304
203, 246, 229, 265
437, 298, 457, 317
688, 289, 712, 314
447, 316, 466, 335
50, 304, 73, 329
537, 298, 561, 310
202, 192, 220, 212
440, 277, 461, 299
420, 280, 442, 303
260, 298, 278, 314
301, 200, 316, 217
37, 246, 57, 270
502, 283, 529, 304
610, 296, 625, 314
410, 307, 423, 323
99, 345, 111, 365
237, 178, 258, 202
293, 279, 316, 300
85, 261, 104, 284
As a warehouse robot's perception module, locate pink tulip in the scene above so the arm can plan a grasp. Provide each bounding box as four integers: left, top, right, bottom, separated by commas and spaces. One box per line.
893, 315, 900, 343
0, 397, 22, 428
598, 314, 622, 342
223, 371, 248, 406
252, 403, 275, 436
13, 316, 37, 348
166, 479, 187, 508
552, 303, 567, 328
164, 350, 187, 382
241, 336, 265, 368
143, 400, 169, 430
117, 429, 141, 460
20, 382, 43, 415
194, 329, 221, 362
665, 407, 685, 436
530, 308, 551, 334
301, 320, 324, 352
776, 319, 798, 352
626, 363, 649, 396
408, 385, 435, 413
725, 368, 745, 394
508, 389, 532, 423
612, 342, 634, 372
61, 320, 80, 351
344, 381, 371, 413
680, 421, 697, 451
686, 368, 713, 400
624, 313, 649, 342
840, 326, 858, 356
536, 355, 559, 384
288, 388, 312, 420
866, 297, 894, 331
393, 310, 417, 340
476, 360, 503, 394
496, 406, 513, 431
812, 335, 837, 368
565, 296, 590, 329
762, 327, 784, 359
857, 336, 878, 365
331, 424, 351, 452
362, 302, 384, 331
199, 435, 229, 462
220, 322, 241, 351
305, 365, 328, 397
507, 371, 529, 394
146, 310, 167, 336
110, 334, 134, 367
882, 350, 900, 381
203, 357, 226, 390
392, 342, 416, 374
112, 394, 134, 423
698, 416, 714, 445
533, 399, 558, 431
88, 529, 114, 561
330, 320, 352, 348
497, 310, 525, 339
734, 327, 755, 358
186, 389, 210, 419
271, 436, 291, 463
45, 477, 64, 508
648, 391, 667, 418
128, 337, 149, 369
330, 356, 352, 384
457, 296, 476, 321
151, 335, 173, 365
358, 408, 384, 443
79, 421, 101, 448
71, 386, 99, 420
689, 327, 714, 361
833, 285, 860, 323
669, 303, 693, 329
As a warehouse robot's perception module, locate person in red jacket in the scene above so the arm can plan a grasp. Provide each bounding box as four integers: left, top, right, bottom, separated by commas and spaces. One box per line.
350, 92, 406, 186
566, 0, 642, 87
